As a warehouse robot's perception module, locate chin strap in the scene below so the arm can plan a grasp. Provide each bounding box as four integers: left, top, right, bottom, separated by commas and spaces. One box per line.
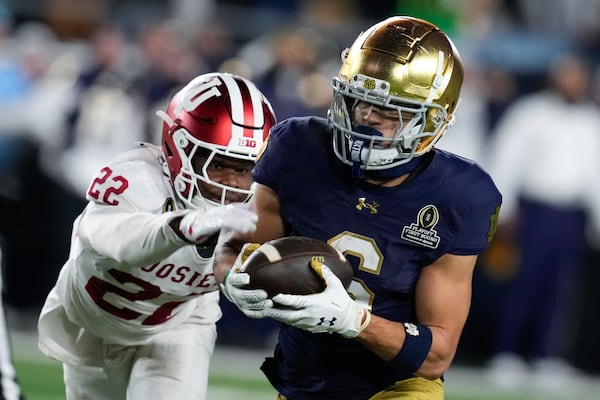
349, 125, 423, 179
365, 156, 423, 180
350, 144, 365, 179
351, 162, 364, 179
349, 126, 379, 179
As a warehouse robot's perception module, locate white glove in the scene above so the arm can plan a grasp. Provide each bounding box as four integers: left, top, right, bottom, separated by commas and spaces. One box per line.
179, 204, 257, 244
220, 243, 273, 315
259, 261, 369, 338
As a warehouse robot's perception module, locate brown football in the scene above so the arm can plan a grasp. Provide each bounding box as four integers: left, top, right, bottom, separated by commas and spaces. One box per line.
240, 236, 353, 297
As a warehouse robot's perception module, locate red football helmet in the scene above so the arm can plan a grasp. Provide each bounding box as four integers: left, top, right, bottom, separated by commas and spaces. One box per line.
157, 72, 276, 209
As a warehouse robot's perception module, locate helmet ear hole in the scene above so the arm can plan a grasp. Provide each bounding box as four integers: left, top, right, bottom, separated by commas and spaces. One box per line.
174, 131, 189, 148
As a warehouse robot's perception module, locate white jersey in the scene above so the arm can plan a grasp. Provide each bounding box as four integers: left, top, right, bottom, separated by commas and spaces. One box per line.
38, 143, 221, 365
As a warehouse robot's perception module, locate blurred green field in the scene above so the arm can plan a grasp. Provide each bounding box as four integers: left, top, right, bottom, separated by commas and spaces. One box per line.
13, 358, 530, 400
15, 359, 63, 400
14, 357, 283, 400
12, 335, 599, 400
9, 356, 545, 400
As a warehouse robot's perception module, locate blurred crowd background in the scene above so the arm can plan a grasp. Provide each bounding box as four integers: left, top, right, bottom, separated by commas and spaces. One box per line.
0, 0, 599, 389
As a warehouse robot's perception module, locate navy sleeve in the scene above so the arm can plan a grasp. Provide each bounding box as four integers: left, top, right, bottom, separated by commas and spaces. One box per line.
451, 169, 502, 255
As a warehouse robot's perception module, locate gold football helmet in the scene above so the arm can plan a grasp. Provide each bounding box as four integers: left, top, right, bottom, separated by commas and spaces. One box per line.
328, 16, 463, 178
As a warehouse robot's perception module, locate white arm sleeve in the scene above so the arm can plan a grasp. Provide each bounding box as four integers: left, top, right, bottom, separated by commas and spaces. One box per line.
78, 206, 187, 268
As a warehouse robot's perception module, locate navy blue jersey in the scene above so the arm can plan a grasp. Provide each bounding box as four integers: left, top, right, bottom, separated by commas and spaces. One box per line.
253, 116, 502, 399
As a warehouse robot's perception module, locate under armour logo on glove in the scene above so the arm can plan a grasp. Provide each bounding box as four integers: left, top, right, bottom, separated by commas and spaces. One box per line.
317, 317, 337, 327
260, 264, 368, 338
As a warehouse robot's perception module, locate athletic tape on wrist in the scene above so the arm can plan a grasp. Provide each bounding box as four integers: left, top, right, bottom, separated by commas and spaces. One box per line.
357, 309, 371, 335
388, 322, 433, 376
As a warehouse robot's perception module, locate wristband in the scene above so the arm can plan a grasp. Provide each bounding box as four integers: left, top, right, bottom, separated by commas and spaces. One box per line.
388, 322, 432, 376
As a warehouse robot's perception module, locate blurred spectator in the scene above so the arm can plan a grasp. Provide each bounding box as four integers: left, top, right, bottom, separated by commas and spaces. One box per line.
252, 25, 335, 119
517, 0, 600, 48
480, 66, 519, 133
435, 58, 489, 163
0, 17, 78, 313
0, 201, 26, 400
0, 12, 28, 106
455, 0, 516, 41
296, 0, 362, 48
60, 22, 144, 196
191, 22, 236, 72
170, 0, 216, 28
1, 22, 142, 313
484, 51, 600, 391
131, 18, 200, 144
435, 57, 518, 164
0, 17, 42, 394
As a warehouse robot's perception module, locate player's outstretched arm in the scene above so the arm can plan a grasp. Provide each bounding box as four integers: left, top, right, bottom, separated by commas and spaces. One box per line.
214, 183, 286, 285
172, 203, 258, 244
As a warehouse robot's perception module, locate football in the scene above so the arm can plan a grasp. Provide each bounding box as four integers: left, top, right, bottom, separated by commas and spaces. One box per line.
240, 236, 353, 297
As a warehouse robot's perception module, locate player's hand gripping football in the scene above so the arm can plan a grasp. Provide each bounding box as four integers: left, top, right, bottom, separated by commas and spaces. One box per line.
220, 243, 273, 312
262, 260, 370, 338
179, 204, 258, 244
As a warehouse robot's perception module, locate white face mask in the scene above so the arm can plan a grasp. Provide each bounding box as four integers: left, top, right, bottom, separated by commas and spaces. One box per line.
168, 129, 255, 210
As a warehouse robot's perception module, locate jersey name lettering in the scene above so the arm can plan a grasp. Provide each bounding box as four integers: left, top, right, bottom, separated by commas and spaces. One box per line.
141, 262, 215, 288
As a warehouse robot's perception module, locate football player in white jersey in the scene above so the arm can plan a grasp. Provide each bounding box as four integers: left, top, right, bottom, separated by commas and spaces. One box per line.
37, 72, 276, 400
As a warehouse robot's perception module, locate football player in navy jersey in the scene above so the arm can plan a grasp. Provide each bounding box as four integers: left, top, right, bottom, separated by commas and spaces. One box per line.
215, 16, 502, 400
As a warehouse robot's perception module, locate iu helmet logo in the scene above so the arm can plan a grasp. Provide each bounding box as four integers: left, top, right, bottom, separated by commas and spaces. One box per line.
173, 78, 223, 118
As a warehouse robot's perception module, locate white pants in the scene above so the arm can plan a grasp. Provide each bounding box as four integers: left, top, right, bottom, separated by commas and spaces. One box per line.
63, 323, 216, 400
